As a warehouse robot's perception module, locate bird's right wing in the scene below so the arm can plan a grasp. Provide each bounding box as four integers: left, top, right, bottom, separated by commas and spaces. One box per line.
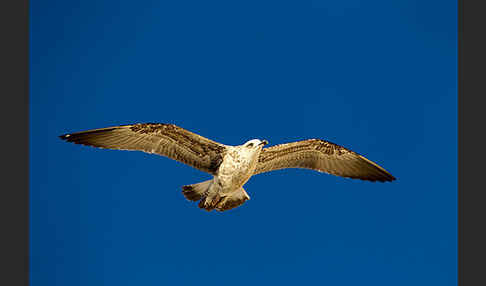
254, 139, 395, 182
59, 123, 227, 174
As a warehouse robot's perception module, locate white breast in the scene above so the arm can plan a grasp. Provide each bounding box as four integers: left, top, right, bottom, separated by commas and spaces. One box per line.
215, 146, 261, 193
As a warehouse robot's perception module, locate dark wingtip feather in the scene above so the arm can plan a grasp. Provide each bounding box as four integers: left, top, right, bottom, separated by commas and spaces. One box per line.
378, 169, 397, 182
354, 154, 396, 183
59, 133, 71, 141
58, 127, 119, 143
371, 171, 396, 183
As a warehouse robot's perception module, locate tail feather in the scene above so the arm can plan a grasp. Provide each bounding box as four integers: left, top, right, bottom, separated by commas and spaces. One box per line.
215, 188, 250, 211
182, 180, 250, 212
182, 180, 212, 201
198, 193, 221, 211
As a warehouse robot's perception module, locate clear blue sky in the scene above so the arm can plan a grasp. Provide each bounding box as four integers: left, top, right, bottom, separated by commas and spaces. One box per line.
30, 1, 457, 285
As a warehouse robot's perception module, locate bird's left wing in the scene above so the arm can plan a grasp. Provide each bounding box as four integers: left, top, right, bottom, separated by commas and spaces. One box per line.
254, 139, 396, 182
59, 123, 227, 174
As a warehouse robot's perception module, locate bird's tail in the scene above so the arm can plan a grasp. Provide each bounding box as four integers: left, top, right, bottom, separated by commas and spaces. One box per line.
214, 188, 250, 211
183, 180, 250, 212
197, 187, 250, 212
182, 180, 212, 202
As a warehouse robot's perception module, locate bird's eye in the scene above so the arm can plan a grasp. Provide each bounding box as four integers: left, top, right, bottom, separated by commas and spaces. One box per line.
247, 143, 254, 147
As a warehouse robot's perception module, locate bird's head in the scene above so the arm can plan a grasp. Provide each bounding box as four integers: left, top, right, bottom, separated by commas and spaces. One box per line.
243, 139, 268, 149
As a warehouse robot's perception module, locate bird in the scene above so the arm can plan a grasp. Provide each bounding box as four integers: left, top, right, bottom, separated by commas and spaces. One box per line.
59, 123, 396, 212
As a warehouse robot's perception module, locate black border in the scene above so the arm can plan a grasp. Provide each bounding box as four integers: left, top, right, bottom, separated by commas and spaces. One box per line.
0, 0, 478, 285
0, 1, 29, 285
459, 0, 485, 285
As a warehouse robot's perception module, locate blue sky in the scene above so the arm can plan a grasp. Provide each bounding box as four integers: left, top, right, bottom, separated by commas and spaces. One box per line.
30, 1, 457, 285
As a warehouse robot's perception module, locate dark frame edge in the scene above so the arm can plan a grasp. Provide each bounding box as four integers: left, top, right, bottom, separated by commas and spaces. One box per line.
0, 0, 30, 285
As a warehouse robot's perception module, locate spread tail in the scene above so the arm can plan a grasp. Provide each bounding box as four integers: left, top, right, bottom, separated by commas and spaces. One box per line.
183, 181, 250, 212
182, 180, 212, 201
214, 188, 250, 211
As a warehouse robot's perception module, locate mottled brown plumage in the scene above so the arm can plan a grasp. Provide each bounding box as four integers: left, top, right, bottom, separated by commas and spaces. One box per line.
59, 123, 226, 174
254, 139, 395, 182
60, 123, 396, 212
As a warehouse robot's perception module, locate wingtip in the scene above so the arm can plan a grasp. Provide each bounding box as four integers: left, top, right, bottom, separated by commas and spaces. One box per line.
386, 171, 397, 182
356, 154, 396, 183
380, 174, 397, 183
59, 133, 71, 140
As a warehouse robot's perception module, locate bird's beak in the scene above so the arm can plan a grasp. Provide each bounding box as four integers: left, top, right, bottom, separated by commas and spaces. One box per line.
260, 140, 268, 146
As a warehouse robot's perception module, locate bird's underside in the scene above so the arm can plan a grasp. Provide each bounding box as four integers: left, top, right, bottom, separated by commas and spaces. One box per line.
60, 123, 396, 212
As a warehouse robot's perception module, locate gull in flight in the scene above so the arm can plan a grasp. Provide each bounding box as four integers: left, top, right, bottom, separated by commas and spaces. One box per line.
60, 123, 396, 212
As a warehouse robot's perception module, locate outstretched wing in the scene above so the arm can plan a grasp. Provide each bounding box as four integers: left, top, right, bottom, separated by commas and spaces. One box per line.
254, 139, 396, 182
59, 123, 227, 174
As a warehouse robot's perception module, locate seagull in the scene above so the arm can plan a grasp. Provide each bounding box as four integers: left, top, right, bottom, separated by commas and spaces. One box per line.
59, 123, 396, 212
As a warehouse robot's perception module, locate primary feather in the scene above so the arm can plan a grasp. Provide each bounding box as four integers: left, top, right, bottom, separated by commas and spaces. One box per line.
60, 123, 396, 212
